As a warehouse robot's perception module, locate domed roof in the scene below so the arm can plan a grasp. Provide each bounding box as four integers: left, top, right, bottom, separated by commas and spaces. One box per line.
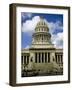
36, 16, 48, 28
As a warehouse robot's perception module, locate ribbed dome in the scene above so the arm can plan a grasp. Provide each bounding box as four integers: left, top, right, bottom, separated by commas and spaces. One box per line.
36, 19, 48, 27
35, 17, 49, 32
36, 17, 48, 27
31, 16, 54, 48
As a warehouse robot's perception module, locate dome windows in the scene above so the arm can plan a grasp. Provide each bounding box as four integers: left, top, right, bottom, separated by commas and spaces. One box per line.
36, 18, 49, 28
35, 17, 49, 33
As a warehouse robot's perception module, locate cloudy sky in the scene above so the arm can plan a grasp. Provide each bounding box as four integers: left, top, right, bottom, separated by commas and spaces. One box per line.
21, 12, 63, 49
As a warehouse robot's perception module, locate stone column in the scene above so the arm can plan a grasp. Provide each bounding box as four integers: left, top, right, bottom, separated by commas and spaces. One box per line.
57, 55, 58, 63
22, 55, 24, 70
61, 55, 63, 64
58, 55, 60, 64
33, 53, 35, 63
26, 56, 27, 64
60, 55, 61, 64
37, 53, 39, 63
23, 56, 24, 64
50, 52, 54, 62
40, 53, 42, 63
47, 53, 48, 63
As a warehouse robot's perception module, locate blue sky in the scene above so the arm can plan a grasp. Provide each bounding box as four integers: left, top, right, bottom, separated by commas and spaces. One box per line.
21, 12, 63, 49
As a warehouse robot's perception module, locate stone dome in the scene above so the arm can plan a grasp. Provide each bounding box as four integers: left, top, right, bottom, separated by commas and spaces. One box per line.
35, 17, 49, 32
36, 19, 47, 27
31, 16, 54, 48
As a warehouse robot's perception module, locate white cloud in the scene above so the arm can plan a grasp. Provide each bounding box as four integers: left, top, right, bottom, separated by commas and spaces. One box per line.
45, 20, 63, 34
22, 13, 32, 19
22, 16, 63, 48
22, 16, 63, 34
24, 45, 30, 49
22, 16, 40, 32
51, 32, 63, 49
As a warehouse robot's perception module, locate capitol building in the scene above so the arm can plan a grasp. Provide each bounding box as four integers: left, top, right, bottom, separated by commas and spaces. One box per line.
21, 17, 63, 77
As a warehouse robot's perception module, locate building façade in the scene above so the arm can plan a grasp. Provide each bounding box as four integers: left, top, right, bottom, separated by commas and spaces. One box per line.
21, 17, 63, 77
